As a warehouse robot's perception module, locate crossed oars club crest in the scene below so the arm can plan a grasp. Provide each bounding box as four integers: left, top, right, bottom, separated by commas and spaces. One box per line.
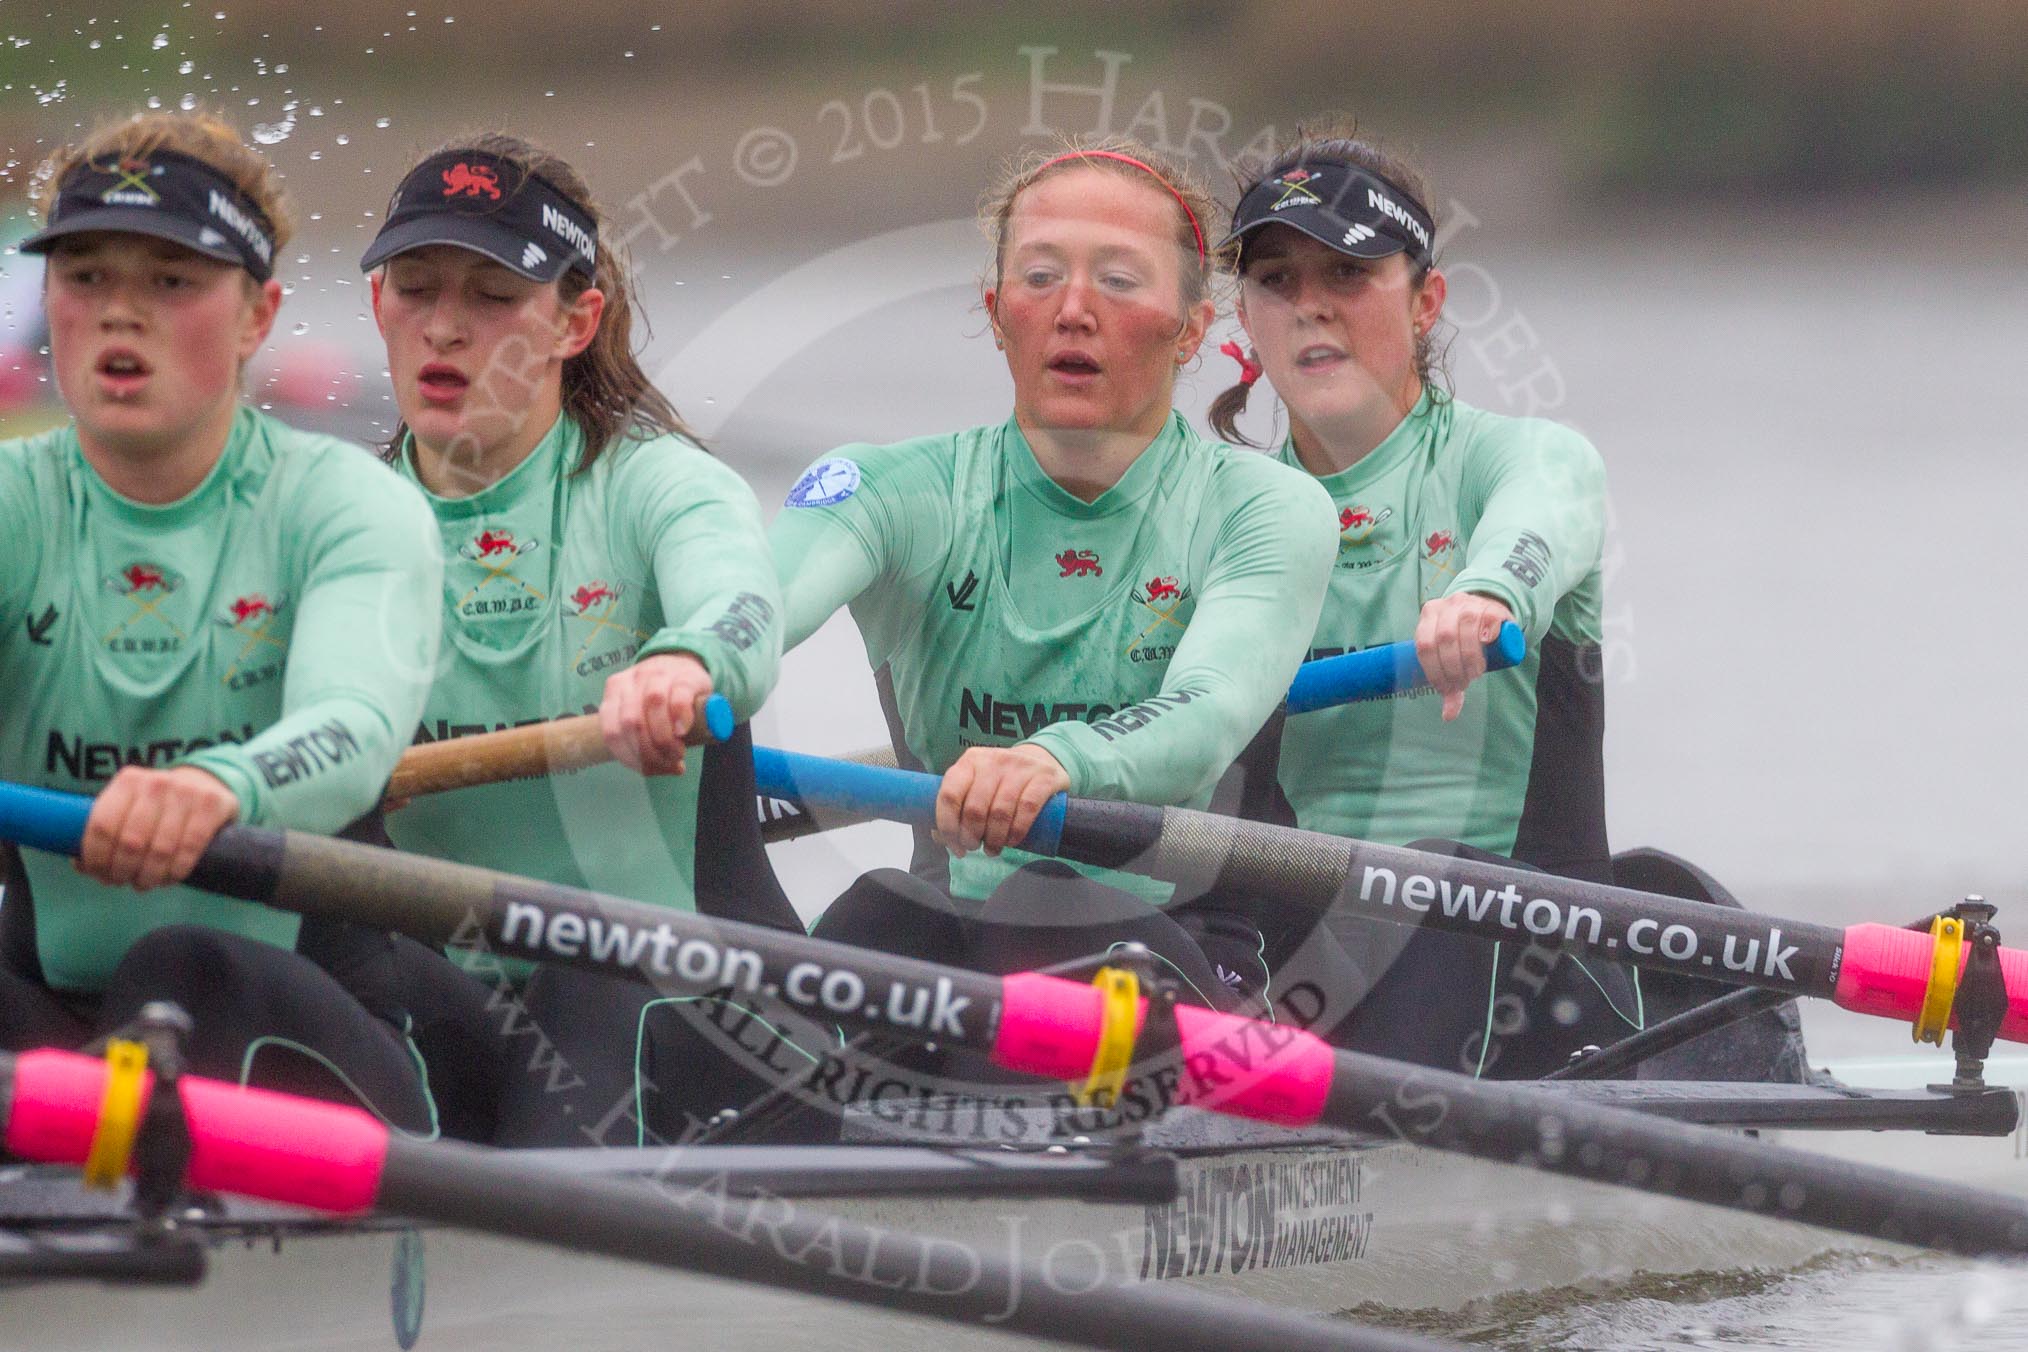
1338, 504, 1394, 550
219, 592, 288, 685
1272, 168, 1324, 209
101, 561, 186, 644
1422, 529, 1460, 581
1126, 574, 1193, 654
456, 528, 545, 608
566, 579, 648, 662
92, 155, 163, 204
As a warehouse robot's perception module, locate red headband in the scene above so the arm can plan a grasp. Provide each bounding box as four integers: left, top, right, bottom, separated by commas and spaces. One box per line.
1032, 149, 1207, 265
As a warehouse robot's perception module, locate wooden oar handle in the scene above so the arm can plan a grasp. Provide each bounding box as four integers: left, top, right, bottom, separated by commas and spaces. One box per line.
384, 694, 732, 805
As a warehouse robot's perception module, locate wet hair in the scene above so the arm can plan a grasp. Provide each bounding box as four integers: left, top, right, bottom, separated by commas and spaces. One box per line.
980, 133, 1224, 317
1210, 116, 1452, 447
33, 109, 295, 271
382, 132, 698, 468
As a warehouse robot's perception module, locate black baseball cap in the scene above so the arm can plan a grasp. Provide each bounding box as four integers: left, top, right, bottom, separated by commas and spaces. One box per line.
360, 149, 598, 283
1220, 160, 1435, 269
18, 147, 277, 281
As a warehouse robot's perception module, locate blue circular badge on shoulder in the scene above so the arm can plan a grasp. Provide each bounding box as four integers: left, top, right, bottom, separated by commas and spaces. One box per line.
785, 457, 861, 508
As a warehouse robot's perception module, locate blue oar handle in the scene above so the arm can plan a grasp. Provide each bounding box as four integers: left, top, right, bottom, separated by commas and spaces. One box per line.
701, 694, 736, 743
0, 781, 92, 856
751, 748, 1069, 855
1284, 621, 1525, 716
747, 627, 1526, 852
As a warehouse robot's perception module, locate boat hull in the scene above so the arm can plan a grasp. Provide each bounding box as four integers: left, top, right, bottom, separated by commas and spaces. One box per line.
0, 1131, 1868, 1352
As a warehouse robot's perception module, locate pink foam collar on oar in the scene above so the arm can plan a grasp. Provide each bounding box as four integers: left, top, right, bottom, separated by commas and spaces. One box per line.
4, 1048, 390, 1214
1836, 923, 2028, 1042
992, 973, 1335, 1126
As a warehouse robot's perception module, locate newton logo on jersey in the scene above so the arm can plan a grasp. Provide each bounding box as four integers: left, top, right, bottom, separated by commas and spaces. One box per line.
786, 458, 861, 508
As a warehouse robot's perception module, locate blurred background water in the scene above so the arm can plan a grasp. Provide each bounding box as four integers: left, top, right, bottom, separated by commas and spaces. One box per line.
4, 3, 2027, 1346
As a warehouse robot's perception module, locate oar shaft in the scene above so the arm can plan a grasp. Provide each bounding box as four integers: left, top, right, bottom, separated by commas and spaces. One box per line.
1308, 1039, 2028, 1259
748, 752, 2028, 1043
374, 1135, 1431, 1352
383, 693, 735, 804
0, 1050, 1426, 1352
384, 629, 1523, 808
6, 793, 2028, 1263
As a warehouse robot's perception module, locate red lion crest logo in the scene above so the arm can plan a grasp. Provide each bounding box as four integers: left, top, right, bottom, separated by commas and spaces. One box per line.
1055, 549, 1102, 578
122, 563, 167, 592
229, 594, 273, 625
441, 163, 502, 200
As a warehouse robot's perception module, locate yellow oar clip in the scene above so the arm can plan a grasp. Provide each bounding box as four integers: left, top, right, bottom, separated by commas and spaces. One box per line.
1913, 915, 1966, 1046
82, 1038, 149, 1190
1074, 966, 1141, 1109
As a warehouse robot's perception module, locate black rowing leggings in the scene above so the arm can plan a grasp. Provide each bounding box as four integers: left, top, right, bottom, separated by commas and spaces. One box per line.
1315, 839, 1646, 1078
813, 860, 1247, 1010
0, 914, 433, 1133
395, 724, 821, 1146
396, 943, 833, 1148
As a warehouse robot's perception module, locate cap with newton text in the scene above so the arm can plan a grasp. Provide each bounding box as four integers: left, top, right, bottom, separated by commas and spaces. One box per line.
359, 149, 598, 283
1219, 160, 1435, 268
17, 147, 278, 281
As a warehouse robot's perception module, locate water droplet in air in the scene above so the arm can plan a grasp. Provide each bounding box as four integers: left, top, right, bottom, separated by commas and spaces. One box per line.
335, 134, 349, 146
152, 31, 169, 49
251, 100, 297, 145
375, 117, 390, 129
179, 59, 194, 73
179, 92, 196, 110
291, 322, 308, 336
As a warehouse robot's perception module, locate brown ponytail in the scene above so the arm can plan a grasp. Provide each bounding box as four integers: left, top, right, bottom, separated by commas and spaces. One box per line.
384, 132, 698, 468
1211, 115, 1451, 447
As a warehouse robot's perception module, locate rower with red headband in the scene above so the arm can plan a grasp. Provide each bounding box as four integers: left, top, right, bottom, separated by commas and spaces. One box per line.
770, 136, 1338, 1027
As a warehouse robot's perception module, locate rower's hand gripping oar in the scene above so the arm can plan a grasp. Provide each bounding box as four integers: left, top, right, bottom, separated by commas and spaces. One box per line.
383, 692, 735, 804
381, 624, 1526, 810
3, 790, 2028, 1264
744, 751, 2028, 1058
1285, 619, 1524, 715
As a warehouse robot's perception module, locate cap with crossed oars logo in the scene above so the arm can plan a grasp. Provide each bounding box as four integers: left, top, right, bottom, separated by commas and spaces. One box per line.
91, 155, 163, 204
